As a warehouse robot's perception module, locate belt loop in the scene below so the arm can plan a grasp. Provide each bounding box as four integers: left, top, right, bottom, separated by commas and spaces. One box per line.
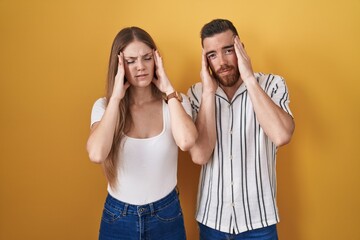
149, 203, 155, 216
175, 186, 180, 196
122, 204, 128, 216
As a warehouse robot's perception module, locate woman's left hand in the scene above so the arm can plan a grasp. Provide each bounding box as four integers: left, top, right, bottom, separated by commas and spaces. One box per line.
152, 50, 174, 95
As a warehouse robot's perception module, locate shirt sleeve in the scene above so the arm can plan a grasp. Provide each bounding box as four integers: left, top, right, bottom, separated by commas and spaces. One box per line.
186, 83, 202, 121
259, 74, 293, 117
90, 97, 106, 127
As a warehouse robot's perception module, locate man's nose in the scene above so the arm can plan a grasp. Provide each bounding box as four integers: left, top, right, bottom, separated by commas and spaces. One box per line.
217, 53, 227, 65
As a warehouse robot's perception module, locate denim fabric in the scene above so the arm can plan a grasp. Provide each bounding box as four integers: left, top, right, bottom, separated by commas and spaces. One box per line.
199, 223, 278, 240
99, 188, 186, 240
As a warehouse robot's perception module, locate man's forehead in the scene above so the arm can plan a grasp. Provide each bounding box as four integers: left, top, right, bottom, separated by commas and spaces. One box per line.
203, 30, 235, 52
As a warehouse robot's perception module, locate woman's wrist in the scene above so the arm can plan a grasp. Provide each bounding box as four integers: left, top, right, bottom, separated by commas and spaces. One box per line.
109, 95, 122, 104
164, 86, 175, 96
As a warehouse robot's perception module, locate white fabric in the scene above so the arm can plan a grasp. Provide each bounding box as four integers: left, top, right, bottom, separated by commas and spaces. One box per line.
188, 73, 293, 234
90, 94, 191, 205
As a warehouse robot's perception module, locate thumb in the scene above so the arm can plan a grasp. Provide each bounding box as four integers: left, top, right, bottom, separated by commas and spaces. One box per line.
123, 81, 131, 90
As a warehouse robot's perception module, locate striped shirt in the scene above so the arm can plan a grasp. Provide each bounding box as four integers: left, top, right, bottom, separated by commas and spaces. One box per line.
187, 73, 293, 234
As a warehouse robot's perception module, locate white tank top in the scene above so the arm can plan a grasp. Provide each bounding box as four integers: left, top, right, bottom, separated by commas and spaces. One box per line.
90, 96, 191, 204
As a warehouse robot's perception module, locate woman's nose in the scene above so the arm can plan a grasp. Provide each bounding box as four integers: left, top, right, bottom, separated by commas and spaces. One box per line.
136, 60, 145, 71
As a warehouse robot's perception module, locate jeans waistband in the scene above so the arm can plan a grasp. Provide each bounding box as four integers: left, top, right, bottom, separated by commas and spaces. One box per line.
105, 188, 179, 217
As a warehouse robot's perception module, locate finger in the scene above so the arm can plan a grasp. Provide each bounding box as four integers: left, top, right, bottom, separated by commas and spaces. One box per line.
153, 49, 158, 66
119, 52, 124, 64
123, 81, 131, 90
234, 36, 244, 53
234, 37, 249, 62
201, 49, 208, 69
234, 39, 242, 59
155, 50, 163, 67
151, 77, 158, 84
234, 36, 249, 58
117, 53, 124, 71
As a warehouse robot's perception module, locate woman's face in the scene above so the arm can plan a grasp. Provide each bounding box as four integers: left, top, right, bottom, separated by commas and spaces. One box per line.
122, 40, 155, 87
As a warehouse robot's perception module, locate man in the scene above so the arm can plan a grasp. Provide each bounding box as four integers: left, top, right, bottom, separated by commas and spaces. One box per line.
188, 19, 295, 239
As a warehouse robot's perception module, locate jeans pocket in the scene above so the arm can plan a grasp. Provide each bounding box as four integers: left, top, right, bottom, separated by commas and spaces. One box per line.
101, 203, 123, 224
155, 199, 183, 222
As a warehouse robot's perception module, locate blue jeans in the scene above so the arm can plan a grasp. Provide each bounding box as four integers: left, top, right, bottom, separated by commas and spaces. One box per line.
99, 188, 186, 240
199, 223, 278, 240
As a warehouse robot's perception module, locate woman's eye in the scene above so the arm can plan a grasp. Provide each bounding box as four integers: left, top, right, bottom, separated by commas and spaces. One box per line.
144, 56, 153, 61
126, 60, 135, 64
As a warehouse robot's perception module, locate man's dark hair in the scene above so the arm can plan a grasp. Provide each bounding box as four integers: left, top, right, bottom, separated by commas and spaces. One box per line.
200, 19, 238, 46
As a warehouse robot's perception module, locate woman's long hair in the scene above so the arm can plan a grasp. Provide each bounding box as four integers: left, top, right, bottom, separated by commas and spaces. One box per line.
104, 27, 161, 187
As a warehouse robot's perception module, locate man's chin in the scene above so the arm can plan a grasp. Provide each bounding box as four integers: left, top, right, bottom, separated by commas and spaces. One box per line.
216, 75, 239, 88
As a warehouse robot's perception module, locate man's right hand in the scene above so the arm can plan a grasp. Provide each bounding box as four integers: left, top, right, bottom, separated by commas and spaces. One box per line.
200, 50, 218, 94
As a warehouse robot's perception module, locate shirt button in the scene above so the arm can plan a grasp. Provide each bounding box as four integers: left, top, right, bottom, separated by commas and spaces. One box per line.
231, 203, 235, 207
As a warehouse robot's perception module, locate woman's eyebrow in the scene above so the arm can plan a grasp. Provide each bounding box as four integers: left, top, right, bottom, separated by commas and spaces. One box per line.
124, 52, 153, 59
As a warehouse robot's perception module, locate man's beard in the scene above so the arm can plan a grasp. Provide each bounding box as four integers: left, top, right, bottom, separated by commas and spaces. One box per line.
213, 65, 240, 87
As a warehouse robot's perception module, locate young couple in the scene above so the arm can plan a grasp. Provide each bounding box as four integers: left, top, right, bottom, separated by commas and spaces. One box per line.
87, 19, 295, 240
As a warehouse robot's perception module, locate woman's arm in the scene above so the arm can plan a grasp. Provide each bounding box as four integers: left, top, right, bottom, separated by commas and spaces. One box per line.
86, 53, 130, 163
152, 50, 198, 151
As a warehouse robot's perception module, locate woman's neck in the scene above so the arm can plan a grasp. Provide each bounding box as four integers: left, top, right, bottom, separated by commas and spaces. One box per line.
128, 86, 159, 106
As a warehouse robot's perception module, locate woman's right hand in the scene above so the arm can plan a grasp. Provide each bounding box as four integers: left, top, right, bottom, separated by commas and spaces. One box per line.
111, 52, 130, 100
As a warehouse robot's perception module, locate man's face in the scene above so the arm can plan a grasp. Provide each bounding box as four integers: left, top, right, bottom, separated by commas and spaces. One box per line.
203, 30, 240, 87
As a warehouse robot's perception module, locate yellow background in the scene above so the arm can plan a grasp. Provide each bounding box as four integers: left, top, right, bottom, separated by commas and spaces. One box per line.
1, 0, 359, 239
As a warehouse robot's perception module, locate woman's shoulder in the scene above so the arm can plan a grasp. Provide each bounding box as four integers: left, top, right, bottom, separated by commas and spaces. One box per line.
93, 97, 107, 108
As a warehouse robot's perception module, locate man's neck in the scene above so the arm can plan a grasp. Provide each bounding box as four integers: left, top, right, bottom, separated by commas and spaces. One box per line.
220, 79, 244, 101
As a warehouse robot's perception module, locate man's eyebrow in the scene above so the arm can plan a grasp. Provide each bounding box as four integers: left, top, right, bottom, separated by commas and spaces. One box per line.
205, 50, 216, 56
223, 45, 235, 50
124, 52, 153, 59
206, 45, 234, 56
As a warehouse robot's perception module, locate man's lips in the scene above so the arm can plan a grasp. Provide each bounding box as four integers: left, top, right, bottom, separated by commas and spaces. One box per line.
217, 68, 233, 74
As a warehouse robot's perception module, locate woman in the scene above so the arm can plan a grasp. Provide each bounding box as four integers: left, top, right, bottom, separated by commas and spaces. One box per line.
87, 27, 197, 240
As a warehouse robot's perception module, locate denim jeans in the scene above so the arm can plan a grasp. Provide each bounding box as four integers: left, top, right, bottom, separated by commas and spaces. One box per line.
199, 223, 278, 240
99, 188, 186, 240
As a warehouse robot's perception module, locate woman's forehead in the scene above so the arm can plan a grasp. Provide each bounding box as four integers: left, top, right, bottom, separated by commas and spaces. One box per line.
123, 41, 152, 57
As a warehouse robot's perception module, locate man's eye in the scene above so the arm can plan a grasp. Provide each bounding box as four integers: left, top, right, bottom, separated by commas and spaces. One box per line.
224, 49, 234, 55
207, 54, 216, 60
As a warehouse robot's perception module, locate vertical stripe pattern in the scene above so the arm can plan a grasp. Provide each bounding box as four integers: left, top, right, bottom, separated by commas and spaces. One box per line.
187, 73, 293, 234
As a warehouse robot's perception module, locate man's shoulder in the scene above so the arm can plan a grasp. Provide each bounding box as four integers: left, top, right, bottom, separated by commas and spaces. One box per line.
255, 72, 285, 86
190, 82, 203, 89
188, 82, 203, 95
255, 72, 284, 80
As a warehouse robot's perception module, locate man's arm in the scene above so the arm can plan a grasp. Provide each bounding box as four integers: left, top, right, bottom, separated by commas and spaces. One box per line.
188, 51, 218, 165
234, 36, 295, 146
